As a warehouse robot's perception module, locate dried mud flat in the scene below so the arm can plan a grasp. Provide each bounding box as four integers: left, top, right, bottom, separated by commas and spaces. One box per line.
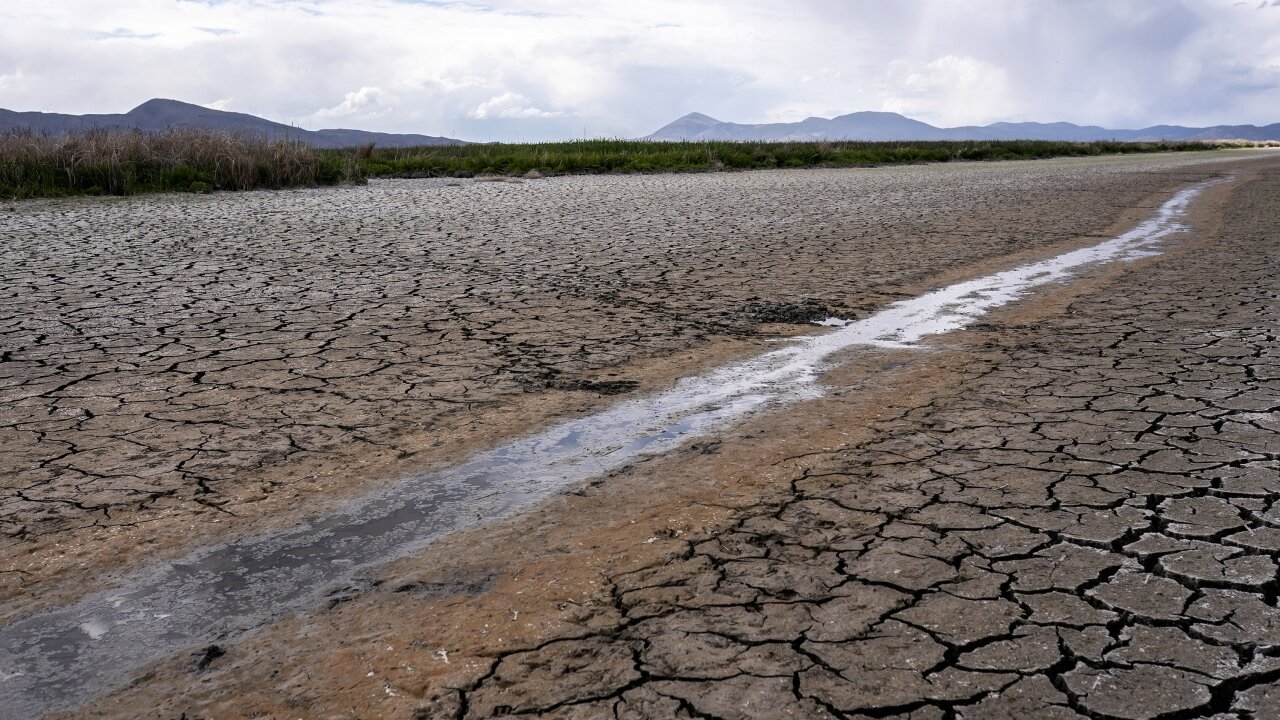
3, 151, 1279, 718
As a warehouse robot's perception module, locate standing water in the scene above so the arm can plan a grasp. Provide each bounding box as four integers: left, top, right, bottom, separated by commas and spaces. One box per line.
0, 177, 1228, 718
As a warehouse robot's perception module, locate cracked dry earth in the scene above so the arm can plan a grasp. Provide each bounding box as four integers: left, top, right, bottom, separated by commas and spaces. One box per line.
4, 151, 1278, 719
52, 157, 1280, 720
4, 151, 1265, 620
418, 168, 1280, 719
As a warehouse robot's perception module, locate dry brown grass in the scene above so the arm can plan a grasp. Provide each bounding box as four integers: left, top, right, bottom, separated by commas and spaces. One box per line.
0, 128, 352, 197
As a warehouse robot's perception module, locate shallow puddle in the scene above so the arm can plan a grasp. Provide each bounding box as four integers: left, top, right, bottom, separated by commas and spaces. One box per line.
0, 177, 1227, 718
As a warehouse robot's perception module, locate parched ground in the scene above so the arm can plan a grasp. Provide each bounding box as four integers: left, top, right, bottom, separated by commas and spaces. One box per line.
50, 158, 1280, 719
2, 151, 1267, 618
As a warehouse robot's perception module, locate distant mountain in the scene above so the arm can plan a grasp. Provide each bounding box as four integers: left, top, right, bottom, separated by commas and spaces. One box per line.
645, 111, 1280, 143
0, 99, 466, 148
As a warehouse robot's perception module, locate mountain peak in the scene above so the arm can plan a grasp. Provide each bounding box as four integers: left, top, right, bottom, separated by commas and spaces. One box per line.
0, 98, 467, 147
126, 98, 219, 118
643, 111, 728, 141
643, 109, 1278, 142
836, 111, 908, 119
129, 98, 203, 112
124, 98, 237, 127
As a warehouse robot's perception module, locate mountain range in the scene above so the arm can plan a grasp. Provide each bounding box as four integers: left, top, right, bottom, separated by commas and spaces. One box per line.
0, 99, 465, 148
4, 100, 1277, 146
645, 111, 1280, 143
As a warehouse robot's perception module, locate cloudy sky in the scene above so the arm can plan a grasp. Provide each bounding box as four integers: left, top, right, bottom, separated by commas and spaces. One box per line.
2, 0, 1279, 141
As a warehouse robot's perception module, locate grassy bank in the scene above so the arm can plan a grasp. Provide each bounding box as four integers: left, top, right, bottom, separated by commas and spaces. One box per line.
0, 129, 362, 199
0, 130, 1228, 199
359, 138, 1218, 178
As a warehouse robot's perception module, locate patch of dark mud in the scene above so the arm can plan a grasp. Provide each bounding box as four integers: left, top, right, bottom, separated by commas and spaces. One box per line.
191, 645, 224, 672
737, 298, 834, 324
515, 372, 640, 395
555, 378, 641, 395
393, 572, 496, 598
323, 577, 385, 609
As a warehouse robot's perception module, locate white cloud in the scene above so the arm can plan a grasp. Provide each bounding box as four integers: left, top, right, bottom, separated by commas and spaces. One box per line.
0, 0, 1278, 140
469, 92, 562, 119
314, 86, 392, 119
0, 68, 22, 91
878, 55, 1017, 126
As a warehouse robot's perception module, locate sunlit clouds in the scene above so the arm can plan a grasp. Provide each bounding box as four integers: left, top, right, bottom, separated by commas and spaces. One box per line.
2, 0, 1278, 141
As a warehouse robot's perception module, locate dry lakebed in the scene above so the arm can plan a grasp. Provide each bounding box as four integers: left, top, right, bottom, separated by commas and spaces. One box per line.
1, 150, 1279, 719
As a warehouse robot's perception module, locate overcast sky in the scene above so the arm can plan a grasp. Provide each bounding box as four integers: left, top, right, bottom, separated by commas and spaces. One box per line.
2, 0, 1279, 141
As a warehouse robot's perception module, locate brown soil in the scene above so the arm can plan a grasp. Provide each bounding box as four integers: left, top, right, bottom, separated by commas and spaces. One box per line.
4, 152, 1270, 623
45, 159, 1280, 718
